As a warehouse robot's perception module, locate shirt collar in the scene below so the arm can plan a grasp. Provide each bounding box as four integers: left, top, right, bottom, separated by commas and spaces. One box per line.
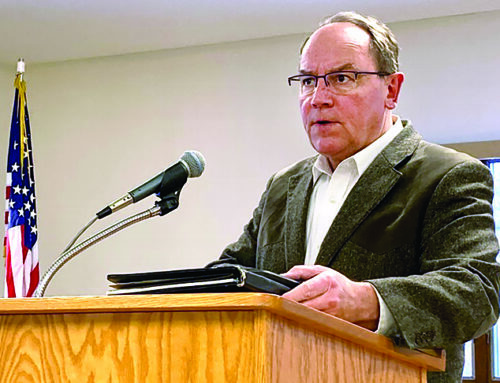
312, 116, 404, 182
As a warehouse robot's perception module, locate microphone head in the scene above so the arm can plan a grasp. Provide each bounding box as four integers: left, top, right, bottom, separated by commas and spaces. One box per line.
180, 150, 206, 178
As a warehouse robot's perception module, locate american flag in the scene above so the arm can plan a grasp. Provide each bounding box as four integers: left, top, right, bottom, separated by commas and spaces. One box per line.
4, 72, 39, 297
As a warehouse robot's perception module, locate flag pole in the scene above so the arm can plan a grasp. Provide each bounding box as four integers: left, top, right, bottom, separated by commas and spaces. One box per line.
4, 58, 40, 297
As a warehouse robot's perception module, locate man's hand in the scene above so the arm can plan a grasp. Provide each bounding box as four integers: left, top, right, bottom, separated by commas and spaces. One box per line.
282, 265, 380, 330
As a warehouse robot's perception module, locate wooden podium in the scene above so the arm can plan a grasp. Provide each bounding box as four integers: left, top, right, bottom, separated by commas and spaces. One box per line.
0, 293, 444, 382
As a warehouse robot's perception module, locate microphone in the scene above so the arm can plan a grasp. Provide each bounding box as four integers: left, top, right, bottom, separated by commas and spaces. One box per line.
96, 150, 205, 219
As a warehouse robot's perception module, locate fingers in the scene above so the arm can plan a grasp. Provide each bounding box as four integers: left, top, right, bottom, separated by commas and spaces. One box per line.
282, 265, 330, 281
282, 271, 332, 302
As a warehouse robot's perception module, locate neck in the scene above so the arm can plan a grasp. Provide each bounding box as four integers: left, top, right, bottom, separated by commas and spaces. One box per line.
325, 111, 395, 171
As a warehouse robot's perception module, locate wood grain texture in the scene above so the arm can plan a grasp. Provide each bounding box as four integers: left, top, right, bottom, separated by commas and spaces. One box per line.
262, 311, 425, 383
0, 294, 444, 382
0, 311, 261, 383
0, 294, 444, 371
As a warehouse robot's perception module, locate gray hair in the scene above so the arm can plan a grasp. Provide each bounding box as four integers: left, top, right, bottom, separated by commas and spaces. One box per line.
301, 11, 400, 73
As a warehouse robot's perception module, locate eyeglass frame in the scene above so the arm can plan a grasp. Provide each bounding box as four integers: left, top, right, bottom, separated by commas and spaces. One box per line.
287, 70, 392, 93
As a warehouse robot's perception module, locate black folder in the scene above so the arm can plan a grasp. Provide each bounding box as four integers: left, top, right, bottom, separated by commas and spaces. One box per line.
107, 264, 300, 296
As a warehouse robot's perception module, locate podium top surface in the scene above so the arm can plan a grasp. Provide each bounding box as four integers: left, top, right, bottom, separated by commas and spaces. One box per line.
0, 293, 445, 371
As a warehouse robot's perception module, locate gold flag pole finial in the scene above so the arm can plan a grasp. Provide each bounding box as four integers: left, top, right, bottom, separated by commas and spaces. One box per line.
17, 58, 25, 73
17, 58, 25, 80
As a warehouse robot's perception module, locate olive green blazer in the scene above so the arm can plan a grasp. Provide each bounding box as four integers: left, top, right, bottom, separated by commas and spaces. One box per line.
218, 123, 500, 382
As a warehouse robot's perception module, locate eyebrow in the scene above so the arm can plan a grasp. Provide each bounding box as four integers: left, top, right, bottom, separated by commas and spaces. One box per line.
299, 63, 357, 75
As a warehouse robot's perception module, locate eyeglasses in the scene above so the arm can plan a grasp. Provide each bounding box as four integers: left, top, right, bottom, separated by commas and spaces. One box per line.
287, 70, 391, 94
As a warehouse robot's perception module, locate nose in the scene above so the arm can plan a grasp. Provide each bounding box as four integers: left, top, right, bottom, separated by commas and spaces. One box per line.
311, 78, 334, 108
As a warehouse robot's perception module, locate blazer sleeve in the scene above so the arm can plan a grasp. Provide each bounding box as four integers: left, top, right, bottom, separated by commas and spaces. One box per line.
369, 160, 500, 349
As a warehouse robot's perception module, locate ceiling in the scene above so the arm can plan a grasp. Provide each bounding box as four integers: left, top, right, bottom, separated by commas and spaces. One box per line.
0, 0, 499, 65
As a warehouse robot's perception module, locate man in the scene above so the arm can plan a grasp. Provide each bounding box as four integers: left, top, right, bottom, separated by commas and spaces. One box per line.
214, 11, 500, 382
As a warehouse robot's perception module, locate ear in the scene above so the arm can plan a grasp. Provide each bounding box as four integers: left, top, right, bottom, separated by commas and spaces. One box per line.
385, 72, 404, 110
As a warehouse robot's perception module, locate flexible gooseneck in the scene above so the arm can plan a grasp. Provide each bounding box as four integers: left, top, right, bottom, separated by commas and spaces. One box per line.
34, 206, 162, 297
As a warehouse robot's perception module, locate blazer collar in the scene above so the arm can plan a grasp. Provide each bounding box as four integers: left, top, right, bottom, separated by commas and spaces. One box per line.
314, 122, 422, 266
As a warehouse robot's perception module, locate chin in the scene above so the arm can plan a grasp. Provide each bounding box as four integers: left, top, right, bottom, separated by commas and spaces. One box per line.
312, 139, 344, 158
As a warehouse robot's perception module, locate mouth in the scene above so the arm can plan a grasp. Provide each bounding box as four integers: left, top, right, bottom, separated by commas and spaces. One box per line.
311, 120, 337, 127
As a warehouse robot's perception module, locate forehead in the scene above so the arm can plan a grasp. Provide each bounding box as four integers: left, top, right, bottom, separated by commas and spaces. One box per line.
300, 22, 375, 73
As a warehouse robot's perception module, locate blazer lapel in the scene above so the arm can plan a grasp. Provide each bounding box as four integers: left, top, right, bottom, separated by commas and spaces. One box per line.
315, 124, 422, 266
284, 165, 313, 271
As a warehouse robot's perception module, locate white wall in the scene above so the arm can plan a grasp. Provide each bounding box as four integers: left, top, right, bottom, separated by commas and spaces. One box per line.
0, 64, 14, 291
393, 11, 500, 143
0, 64, 12, 153
1, 11, 499, 296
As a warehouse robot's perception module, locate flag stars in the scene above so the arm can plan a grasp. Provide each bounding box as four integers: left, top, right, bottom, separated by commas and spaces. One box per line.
22, 187, 29, 195
24, 201, 31, 211
9, 200, 15, 209
11, 163, 20, 172
13, 141, 18, 149
30, 210, 36, 219
31, 226, 37, 235
17, 208, 24, 217
13, 185, 21, 194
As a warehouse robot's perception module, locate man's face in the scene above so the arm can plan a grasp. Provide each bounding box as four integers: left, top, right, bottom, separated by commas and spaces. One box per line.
299, 22, 397, 168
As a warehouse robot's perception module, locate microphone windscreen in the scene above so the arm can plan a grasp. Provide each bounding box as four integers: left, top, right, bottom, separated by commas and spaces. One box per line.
181, 150, 206, 178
